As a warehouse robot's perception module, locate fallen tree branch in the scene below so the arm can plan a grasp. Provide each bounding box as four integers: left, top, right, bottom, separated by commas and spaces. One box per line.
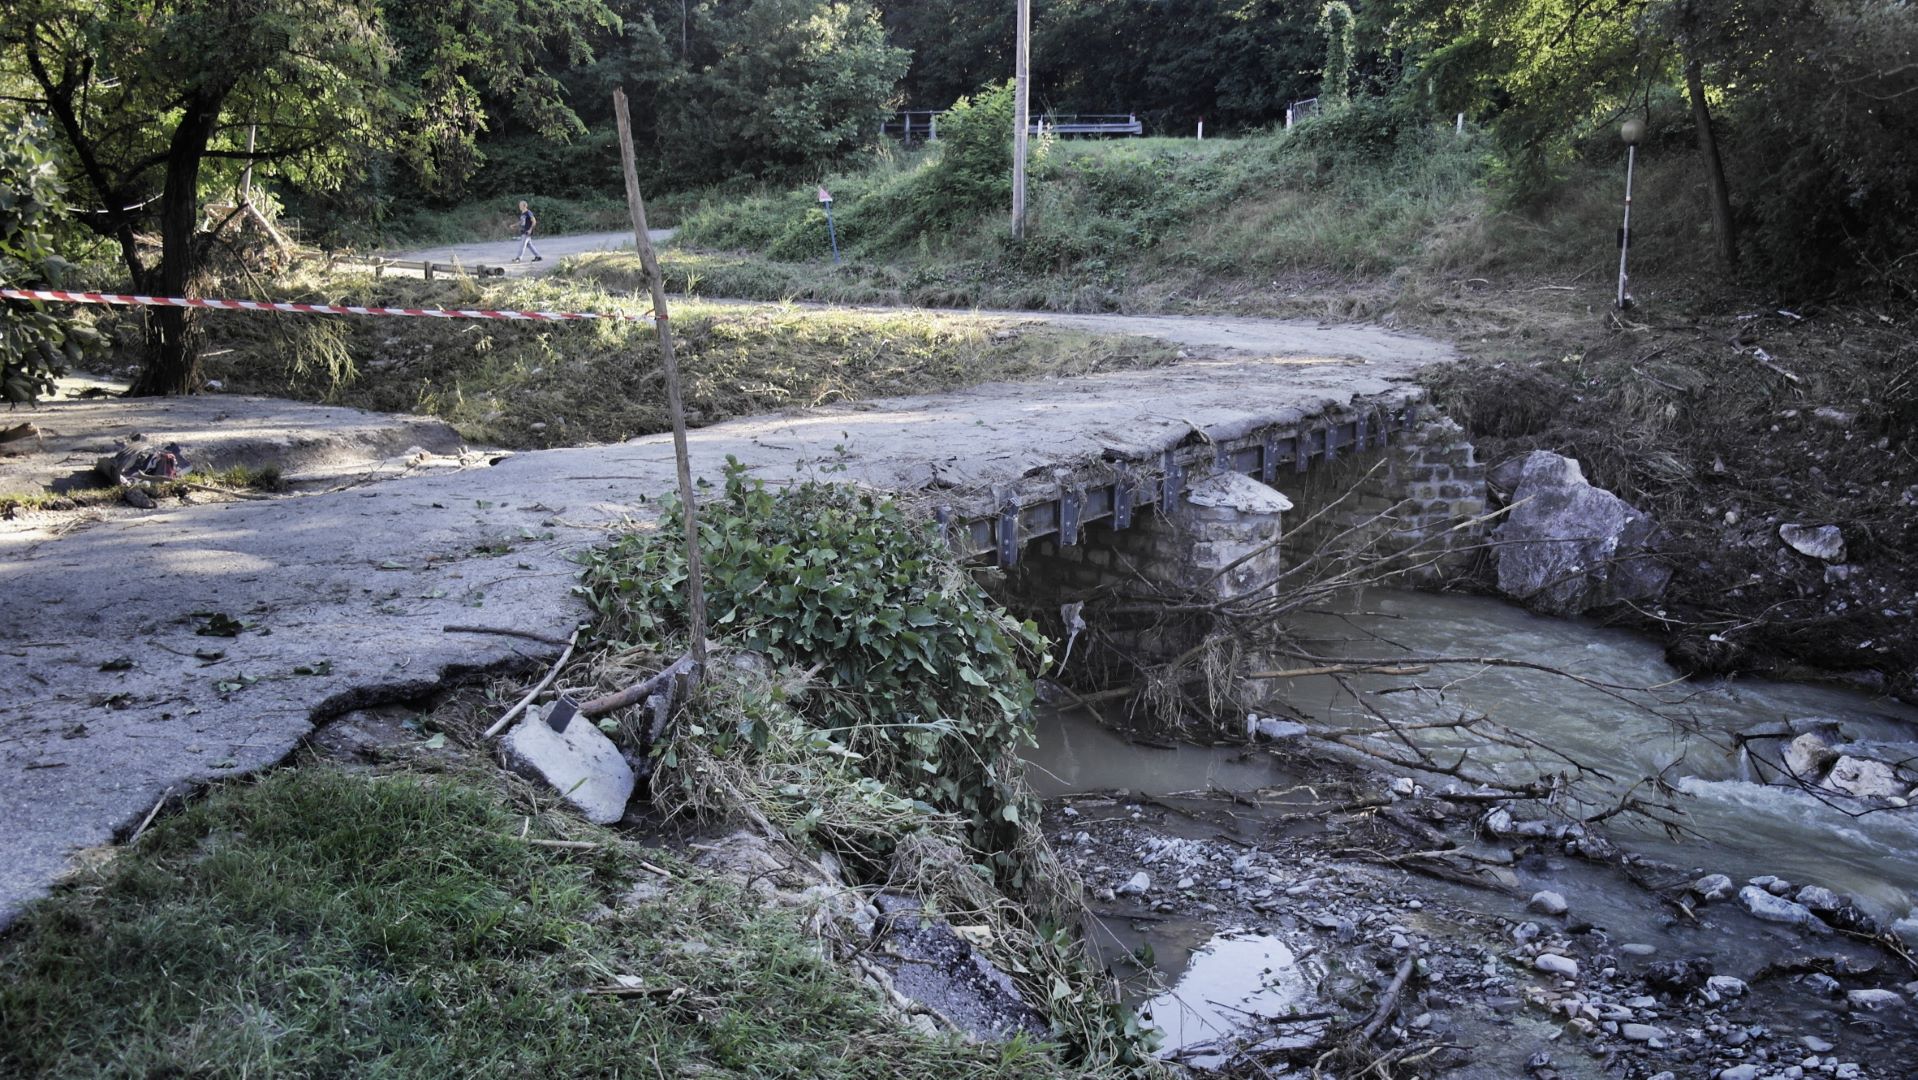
483, 626, 583, 738
580, 653, 698, 718
1242, 663, 1431, 679
1361, 953, 1418, 1043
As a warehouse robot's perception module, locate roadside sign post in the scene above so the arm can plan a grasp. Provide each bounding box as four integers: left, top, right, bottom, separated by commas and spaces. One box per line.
818, 186, 840, 264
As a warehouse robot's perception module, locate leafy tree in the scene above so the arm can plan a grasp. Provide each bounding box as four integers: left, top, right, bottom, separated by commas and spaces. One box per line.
1, 0, 613, 395
0, 117, 103, 404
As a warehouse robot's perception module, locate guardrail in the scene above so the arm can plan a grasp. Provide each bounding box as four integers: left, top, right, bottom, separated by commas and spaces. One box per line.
882, 111, 1143, 141
331, 255, 506, 280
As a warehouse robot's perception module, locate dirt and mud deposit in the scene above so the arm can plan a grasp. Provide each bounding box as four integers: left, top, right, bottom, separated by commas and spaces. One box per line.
1424, 297, 1918, 704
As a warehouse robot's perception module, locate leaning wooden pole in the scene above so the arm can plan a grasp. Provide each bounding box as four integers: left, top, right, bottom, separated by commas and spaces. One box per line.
613, 88, 708, 668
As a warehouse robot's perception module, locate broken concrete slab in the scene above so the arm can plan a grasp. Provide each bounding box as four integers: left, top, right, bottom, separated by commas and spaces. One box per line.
498, 705, 635, 823
870, 892, 1047, 1041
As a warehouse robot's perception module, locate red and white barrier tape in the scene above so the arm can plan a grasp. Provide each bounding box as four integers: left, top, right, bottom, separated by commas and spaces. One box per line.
0, 287, 655, 324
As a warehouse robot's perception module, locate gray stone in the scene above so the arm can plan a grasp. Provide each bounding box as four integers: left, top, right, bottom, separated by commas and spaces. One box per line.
1118, 871, 1152, 896
1694, 873, 1736, 901
1801, 1035, 1835, 1053
1890, 913, 1918, 948
498, 707, 634, 824
1534, 953, 1579, 978
1489, 450, 1669, 615
1780, 523, 1846, 562
1528, 890, 1569, 916
1795, 886, 1843, 913
1619, 1023, 1664, 1042
1738, 885, 1824, 930
1783, 733, 1837, 779
1246, 715, 1310, 742
1844, 988, 1905, 1011
1822, 755, 1906, 799
1718, 1066, 1761, 1080
1621, 942, 1658, 957
1707, 975, 1748, 997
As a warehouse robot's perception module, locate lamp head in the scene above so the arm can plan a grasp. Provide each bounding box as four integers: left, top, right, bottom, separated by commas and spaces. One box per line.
1621, 118, 1646, 145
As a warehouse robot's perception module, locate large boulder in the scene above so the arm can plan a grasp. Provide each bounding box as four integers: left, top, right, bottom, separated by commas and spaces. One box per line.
1822, 755, 1907, 800
1488, 451, 1670, 615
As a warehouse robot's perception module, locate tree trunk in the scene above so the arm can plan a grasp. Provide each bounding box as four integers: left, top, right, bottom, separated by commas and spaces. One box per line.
129, 98, 221, 396
1684, 54, 1739, 271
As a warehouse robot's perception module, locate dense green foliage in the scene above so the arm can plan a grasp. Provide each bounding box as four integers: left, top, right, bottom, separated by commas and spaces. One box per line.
0, 766, 1068, 1078
1317, 1, 1355, 105
581, 462, 1049, 869
0, 118, 101, 403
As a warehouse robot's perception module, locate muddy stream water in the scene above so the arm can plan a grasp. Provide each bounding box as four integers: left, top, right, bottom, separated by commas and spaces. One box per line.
1023, 589, 1918, 1074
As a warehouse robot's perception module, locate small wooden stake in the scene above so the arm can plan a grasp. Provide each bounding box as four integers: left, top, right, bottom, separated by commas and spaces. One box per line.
613, 89, 709, 669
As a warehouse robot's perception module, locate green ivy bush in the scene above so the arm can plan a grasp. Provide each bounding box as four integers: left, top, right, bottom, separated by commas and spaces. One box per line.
580, 460, 1049, 873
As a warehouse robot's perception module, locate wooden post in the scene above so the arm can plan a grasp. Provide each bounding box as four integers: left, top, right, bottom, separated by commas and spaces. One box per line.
240, 124, 256, 205
613, 88, 709, 668
1011, 0, 1031, 239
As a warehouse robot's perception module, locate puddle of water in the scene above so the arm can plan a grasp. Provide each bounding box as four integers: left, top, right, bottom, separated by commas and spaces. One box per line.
1136, 929, 1323, 1068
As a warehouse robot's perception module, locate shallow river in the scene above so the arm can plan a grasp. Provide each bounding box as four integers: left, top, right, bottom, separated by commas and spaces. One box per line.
1030, 588, 1918, 921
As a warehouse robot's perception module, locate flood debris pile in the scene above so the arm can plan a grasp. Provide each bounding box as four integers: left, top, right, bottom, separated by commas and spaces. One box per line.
544, 461, 1157, 1067
1047, 759, 1918, 1079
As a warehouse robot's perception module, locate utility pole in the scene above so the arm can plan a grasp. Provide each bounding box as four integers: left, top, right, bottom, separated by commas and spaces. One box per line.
613, 88, 709, 668
1011, 0, 1030, 239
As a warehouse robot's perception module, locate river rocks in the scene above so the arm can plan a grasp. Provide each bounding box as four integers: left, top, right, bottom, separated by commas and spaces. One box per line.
498, 707, 635, 824
1706, 975, 1748, 998
1844, 987, 1905, 1011
1693, 873, 1736, 901
1528, 890, 1569, 916
1779, 522, 1846, 562
1246, 714, 1309, 741
1118, 871, 1152, 896
1619, 1022, 1665, 1043
1737, 885, 1827, 931
1795, 885, 1842, 913
1718, 1065, 1761, 1080
1534, 953, 1579, 978
1488, 451, 1670, 615
1783, 732, 1838, 778
1822, 755, 1906, 799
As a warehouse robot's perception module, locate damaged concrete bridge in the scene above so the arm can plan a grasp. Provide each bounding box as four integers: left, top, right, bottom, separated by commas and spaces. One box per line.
0, 309, 1460, 926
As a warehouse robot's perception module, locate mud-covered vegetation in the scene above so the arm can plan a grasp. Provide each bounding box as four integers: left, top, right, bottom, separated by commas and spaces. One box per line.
114, 269, 1171, 450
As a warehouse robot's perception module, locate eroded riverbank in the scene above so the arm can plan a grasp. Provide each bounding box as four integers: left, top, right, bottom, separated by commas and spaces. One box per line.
1027, 589, 1918, 1076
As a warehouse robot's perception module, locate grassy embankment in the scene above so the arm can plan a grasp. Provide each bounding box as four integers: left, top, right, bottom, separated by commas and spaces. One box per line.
656, 108, 1917, 694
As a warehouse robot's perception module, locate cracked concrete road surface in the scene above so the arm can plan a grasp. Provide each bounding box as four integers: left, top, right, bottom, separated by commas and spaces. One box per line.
0, 304, 1455, 926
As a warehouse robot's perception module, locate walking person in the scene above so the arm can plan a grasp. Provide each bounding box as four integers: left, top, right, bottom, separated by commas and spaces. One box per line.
513, 200, 543, 262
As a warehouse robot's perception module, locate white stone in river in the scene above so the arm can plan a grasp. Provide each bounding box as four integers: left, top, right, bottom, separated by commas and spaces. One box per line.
1822, 756, 1906, 800
1795, 885, 1842, 913
1706, 975, 1747, 997
1693, 873, 1735, 901
1534, 954, 1579, 978
1619, 1023, 1664, 1042
1844, 988, 1905, 1011
1528, 890, 1569, 916
1737, 885, 1824, 930
1717, 1066, 1761, 1080
1118, 871, 1152, 896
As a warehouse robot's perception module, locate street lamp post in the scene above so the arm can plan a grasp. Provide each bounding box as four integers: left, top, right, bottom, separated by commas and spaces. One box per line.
1616, 117, 1645, 310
